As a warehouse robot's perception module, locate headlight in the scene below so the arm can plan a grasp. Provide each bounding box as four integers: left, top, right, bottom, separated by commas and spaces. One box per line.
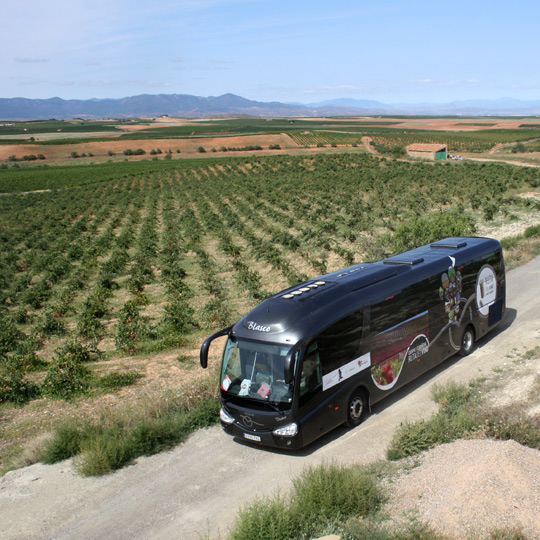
273, 423, 298, 437
220, 408, 234, 424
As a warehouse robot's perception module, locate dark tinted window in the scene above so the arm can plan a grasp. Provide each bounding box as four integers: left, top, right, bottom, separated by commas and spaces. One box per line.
317, 310, 364, 376
370, 277, 439, 336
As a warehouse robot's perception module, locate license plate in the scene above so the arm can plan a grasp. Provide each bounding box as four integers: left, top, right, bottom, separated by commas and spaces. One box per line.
244, 433, 261, 442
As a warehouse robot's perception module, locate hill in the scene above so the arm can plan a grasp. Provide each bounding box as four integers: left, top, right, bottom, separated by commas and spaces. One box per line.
2, 93, 540, 120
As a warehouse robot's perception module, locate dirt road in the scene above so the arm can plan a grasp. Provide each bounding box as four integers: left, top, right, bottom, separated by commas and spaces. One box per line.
1, 256, 539, 540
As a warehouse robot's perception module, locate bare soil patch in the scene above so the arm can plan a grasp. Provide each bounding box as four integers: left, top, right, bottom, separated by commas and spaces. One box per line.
386, 439, 540, 539
0, 133, 298, 164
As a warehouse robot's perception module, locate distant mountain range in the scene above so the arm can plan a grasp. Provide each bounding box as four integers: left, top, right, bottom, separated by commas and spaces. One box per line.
1, 93, 540, 120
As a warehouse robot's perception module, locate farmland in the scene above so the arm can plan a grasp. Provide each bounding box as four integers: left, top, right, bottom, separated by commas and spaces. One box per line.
1, 123, 540, 471
2, 115, 540, 167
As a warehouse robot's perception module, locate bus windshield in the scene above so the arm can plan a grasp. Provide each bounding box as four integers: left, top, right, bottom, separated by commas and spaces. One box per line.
220, 337, 294, 408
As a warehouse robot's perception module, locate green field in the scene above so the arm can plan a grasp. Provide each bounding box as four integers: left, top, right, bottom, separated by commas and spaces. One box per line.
0, 119, 126, 136
2, 153, 540, 366
1, 152, 540, 471
3, 117, 540, 155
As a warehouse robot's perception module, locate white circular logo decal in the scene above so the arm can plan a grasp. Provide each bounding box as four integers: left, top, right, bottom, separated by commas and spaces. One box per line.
476, 265, 497, 316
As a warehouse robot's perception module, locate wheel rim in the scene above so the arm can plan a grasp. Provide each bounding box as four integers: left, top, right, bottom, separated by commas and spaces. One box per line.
463, 331, 473, 352
349, 397, 364, 421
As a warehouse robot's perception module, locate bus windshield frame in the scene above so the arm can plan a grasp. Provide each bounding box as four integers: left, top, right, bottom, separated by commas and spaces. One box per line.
220, 336, 295, 410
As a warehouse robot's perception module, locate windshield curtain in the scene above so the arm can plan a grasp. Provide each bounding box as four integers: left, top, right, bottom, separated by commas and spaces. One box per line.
220, 337, 294, 407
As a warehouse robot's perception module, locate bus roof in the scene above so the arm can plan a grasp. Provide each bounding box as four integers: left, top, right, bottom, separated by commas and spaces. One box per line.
232, 236, 502, 346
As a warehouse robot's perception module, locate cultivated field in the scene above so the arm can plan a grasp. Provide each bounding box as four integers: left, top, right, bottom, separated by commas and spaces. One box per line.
2, 115, 540, 166
1, 117, 540, 474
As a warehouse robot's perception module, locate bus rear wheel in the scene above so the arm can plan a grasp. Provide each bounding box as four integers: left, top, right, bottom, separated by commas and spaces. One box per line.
459, 325, 475, 357
345, 389, 367, 428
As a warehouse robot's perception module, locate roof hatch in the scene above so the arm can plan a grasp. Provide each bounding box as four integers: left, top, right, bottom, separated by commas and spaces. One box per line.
383, 257, 424, 266
430, 240, 467, 249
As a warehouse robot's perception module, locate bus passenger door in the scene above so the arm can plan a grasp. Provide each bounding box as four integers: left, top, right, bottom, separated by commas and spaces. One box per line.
296, 342, 341, 444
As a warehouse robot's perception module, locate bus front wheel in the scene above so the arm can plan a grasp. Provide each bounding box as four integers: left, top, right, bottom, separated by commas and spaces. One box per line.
459, 326, 475, 357
345, 389, 367, 428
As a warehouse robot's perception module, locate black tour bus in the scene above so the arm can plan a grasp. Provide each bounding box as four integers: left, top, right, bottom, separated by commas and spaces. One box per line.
200, 237, 505, 449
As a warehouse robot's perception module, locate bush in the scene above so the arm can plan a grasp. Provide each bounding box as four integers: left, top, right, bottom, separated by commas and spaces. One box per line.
0, 361, 40, 405
77, 294, 107, 340
230, 495, 297, 540
0, 316, 26, 355
40, 423, 87, 463
41, 348, 92, 399
387, 382, 478, 460
115, 300, 151, 354
161, 297, 194, 334
524, 224, 540, 239
390, 210, 476, 253
97, 371, 142, 391
229, 462, 384, 540
292, 463, 383, 523
57, 340, 95, 364
37, 310, 66, 337
40, 392, 220, 475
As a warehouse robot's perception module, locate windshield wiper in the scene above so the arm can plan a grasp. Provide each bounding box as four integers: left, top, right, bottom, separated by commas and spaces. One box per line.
264, 400, 282, 413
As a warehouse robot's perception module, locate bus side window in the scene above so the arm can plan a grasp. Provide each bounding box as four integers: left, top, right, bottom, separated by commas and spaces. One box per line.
299, 342, 322, 406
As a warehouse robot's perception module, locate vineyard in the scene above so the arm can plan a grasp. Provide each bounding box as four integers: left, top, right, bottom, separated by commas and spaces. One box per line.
288, 128, 540, 153
1, 153, 540, 417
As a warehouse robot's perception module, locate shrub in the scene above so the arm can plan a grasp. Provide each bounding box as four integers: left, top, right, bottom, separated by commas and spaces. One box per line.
229, 495, 297, 540
77, 294, 107, 340
524, 224, 540, 239
56, 340, 95, 364
229, 462, 384, 540
41, 349, 92, 399
0, 361, 40, 405
0, 316, 26, 355
115, 300, 151, 354
292, 463, 383, 523
390, 210, 476, 253
201, 298, 231, 328
161, 297, 194, 334
387, 382, 478, 460
40, 423, 87, 464
40, 392, 220, 475
97, 370, 142, 391
37, 310, 66, 337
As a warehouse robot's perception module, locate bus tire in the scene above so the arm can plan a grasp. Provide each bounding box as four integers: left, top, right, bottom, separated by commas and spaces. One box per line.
345, 388, 367, 428
459, 325, 475, 357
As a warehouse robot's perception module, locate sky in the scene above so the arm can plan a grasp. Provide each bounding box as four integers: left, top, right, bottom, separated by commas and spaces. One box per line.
2, 0, 540, 104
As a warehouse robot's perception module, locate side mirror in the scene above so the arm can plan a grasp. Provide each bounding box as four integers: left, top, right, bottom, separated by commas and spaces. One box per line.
200, 325, 233, 368
283, 342, 305, 384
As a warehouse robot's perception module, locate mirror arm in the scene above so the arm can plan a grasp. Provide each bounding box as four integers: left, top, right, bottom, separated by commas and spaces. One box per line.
200, 325, 234, 368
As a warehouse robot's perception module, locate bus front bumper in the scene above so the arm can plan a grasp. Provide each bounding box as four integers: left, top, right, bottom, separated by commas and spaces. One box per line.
221, 421, 304, 450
